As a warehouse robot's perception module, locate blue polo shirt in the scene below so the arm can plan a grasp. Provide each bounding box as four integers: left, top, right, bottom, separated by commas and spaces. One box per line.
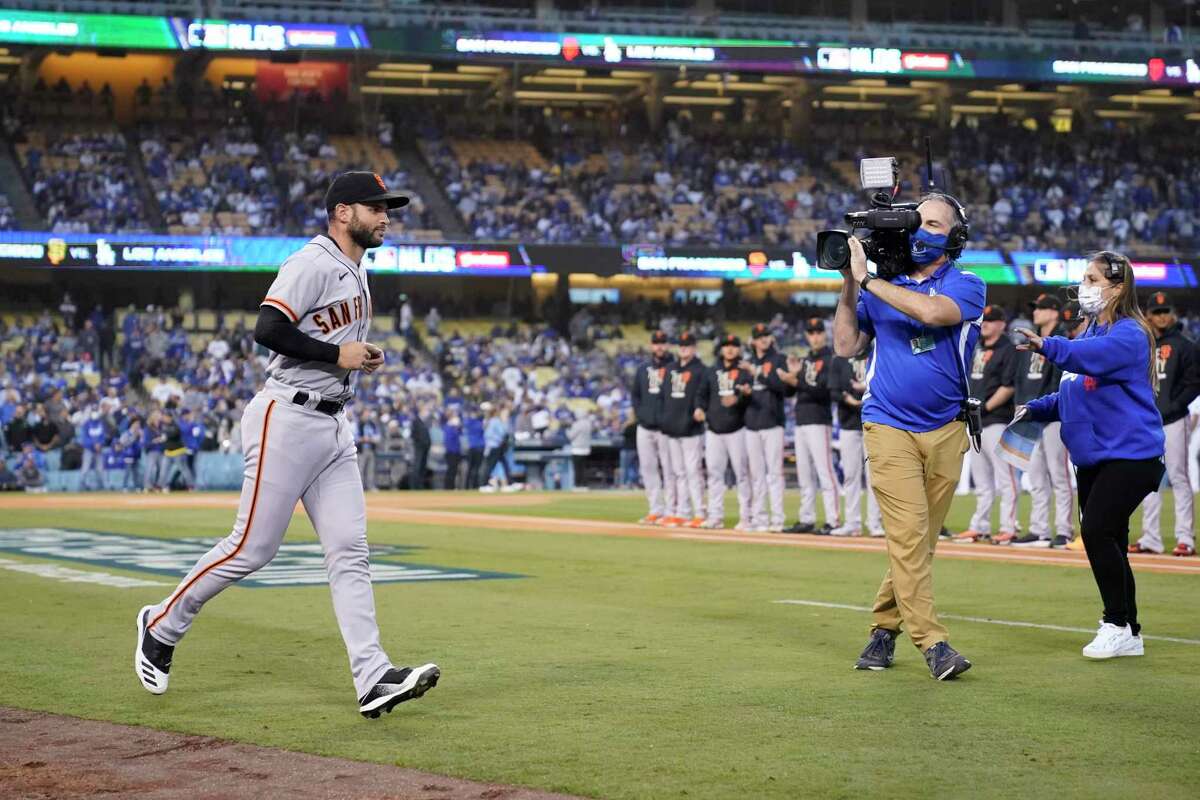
858, 262, 986, 432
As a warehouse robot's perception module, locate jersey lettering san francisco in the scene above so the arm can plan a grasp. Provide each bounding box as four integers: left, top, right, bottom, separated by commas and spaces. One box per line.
260, 234, 373, 401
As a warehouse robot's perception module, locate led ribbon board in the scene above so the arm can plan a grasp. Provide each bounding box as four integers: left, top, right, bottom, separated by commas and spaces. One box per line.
0, 10, 177, 48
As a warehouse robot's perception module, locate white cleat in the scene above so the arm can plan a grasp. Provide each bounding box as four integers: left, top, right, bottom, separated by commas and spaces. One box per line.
134, 605, 173, 695
1082, 622, 1142, 660
830, 525, 862, 537
869, 529, 887, 538
767, 524, 784, 533
699, 519, 724, 529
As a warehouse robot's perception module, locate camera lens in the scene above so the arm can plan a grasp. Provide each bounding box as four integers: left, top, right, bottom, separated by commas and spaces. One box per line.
817, 230, 850, 270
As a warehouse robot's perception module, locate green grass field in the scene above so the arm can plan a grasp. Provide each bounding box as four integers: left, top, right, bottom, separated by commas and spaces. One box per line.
0, 491, 1197, 799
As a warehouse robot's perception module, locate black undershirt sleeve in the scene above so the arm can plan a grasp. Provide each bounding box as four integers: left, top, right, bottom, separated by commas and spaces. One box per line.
254, 305, 340, 365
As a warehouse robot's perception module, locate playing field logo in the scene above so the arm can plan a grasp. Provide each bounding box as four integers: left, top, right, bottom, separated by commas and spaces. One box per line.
0, 528, 520, 588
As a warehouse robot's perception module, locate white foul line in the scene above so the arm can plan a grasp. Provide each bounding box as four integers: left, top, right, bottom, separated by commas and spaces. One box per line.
773, 599, 1200, 646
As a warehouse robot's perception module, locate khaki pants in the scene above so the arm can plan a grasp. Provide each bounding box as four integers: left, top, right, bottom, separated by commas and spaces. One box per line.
863, 419, 969, 651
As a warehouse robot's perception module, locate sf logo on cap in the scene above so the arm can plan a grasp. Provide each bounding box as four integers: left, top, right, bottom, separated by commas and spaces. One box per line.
373, 173, 387, 191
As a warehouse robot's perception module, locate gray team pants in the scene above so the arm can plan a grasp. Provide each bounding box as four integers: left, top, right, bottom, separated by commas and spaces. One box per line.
745, 426, 786, 528
637, 426, 675, 518
1140, 416, 1195, 550
794, 424, 842, 527
667, 434, 705, 519
838, 429, 882, 533
144, 393, 392, 699
1026, 421, 1074, 539
969, 423, 1020, 535
705, 429, 751, 527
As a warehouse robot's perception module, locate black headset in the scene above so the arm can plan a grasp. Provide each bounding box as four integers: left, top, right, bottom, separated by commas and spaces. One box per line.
923, 192, 971, 259
1095, 250, 1128, 282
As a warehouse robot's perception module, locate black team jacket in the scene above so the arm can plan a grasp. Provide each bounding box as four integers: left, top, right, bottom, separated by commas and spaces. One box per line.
745, 346, 794, 431
660, 356, 707, 438
630, 353, 675, 431
697, 359, 753, 434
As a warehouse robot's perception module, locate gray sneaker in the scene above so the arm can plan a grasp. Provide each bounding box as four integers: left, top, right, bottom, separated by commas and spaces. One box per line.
854, 628, 897, 671
924, 641, 972, 680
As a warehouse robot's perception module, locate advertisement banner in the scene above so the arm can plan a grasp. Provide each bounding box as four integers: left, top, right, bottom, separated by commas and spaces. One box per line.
0, 10, 177, 49
255, 62, 349, 102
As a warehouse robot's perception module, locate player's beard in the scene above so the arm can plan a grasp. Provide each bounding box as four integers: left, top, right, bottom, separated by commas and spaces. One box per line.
348, 210, 385, 249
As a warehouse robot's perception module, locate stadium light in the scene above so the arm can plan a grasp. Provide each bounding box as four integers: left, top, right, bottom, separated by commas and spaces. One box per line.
1109, 93, 1194, 106
376, 62, 433, 71
662, 95, 734, 106
823, 85, 924, 97
522, 75, 645, 87
967, 90, 1058, 101
513, 90, 616, 101
365, 70, 493, 83
1094, 109, 1154, 118
817, 100, 888, 110
360, 86, 468, 96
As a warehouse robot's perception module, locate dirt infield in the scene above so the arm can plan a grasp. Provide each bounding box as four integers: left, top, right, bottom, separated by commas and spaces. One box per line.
1, 491, 1196, 576
0, 707, 581, 800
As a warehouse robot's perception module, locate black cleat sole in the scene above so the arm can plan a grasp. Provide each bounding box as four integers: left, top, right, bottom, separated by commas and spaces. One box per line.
361, 666, 440, 719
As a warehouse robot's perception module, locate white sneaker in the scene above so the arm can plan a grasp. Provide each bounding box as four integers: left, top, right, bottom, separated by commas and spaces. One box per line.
700, 519, 723, 529
734, 521, 751, 532
767, 524, 784, 533
869, 528, 886, 538
830, 524, 862, 537
1082, 622, 1140, 659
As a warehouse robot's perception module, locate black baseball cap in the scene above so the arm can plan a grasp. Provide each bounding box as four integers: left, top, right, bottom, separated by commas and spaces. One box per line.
750, 323, 771, 339
677, 331, 697, 347
719, 333, 742, 348
1029, 293, 1062, 311
324, 171, 410, 213
804, 316, 825, 333
1061, 300, 1086, 328
650, 330, 669, 344
981, 304, 1007, 322
1148, 291, 1173, 312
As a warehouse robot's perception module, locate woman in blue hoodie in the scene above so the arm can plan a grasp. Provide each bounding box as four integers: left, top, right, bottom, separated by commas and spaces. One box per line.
1016, 251, 1165, 661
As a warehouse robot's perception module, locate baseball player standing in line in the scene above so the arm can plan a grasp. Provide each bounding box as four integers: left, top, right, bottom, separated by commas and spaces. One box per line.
1011, 294, 1075, 548
782, 317, 841, 535
1133, 292, 1200, 556
830, 347, 884, 537
955, 305, 1020, 544
1059, 301, 1091, 552
660, 331, 708, 528
631, 330, 676, 525
743, 323, 795, 532
697, 333, 754, 529
134, 172, 440, 719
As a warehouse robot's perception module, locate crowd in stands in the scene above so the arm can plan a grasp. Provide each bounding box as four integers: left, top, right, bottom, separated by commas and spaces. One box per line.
141, 122, 285, 236
0, 193, 14, 231
271, 122, 436, 236
6, 113, 151, 234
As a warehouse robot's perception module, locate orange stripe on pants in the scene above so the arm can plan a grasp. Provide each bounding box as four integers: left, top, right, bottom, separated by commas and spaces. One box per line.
149, 399, 276, 632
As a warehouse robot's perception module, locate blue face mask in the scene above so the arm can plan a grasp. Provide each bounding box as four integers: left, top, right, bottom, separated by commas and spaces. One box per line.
909, 227, 949, 265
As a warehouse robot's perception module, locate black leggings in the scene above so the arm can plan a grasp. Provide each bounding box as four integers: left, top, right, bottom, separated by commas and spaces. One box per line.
1075, 457, 1165, 636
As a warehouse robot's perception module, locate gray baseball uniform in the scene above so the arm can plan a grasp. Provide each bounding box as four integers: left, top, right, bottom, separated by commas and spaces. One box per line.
794, 425, 841, 528
143, 234, 394, 699
968, 423, 1021, 535
839, 429, 882, 533
1025, 421, 1074, 539
1139, 416, 1195, 550
637, 426, 675, 519
746, 427, 785, 528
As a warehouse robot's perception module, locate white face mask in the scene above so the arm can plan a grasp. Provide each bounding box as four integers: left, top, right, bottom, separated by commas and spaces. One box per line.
1077, 284, 1107, 315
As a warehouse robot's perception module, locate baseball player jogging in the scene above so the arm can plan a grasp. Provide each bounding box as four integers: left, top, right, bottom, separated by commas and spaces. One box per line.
133, 172, 440, 719
660, 331, 707, 527
782, 318, 842, 535
743, 323, 795, 532
697, 333, 754, 529
1133, 292, 1200, 556
632, 330, 676, 525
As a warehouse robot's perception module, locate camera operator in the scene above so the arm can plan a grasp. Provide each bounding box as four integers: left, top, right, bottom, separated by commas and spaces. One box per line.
1016, 251, 1164, 660
834, 194, 983, 681
1011, 295, 1075, 549
955, 305, 1019, 544
1133, 292, 1200, 557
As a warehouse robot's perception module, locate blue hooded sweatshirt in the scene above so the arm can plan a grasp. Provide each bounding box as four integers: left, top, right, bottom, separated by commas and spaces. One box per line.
1025, 318, 1164, 467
